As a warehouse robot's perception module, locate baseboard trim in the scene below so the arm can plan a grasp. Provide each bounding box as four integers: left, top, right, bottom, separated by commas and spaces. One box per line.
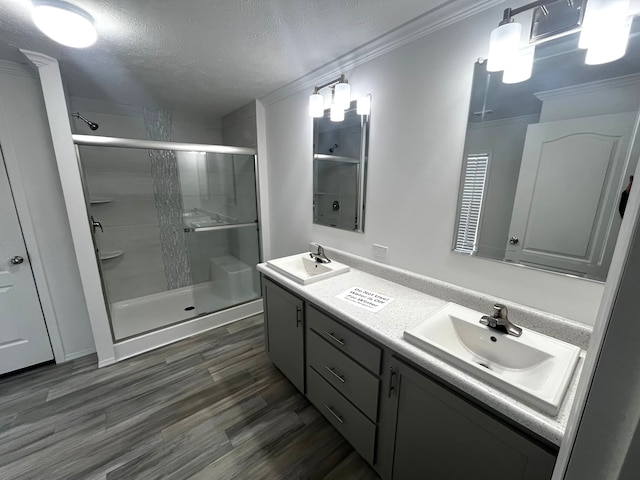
112, 299, 264, 364
98, 357, 116, 368
64, 347, 98, 362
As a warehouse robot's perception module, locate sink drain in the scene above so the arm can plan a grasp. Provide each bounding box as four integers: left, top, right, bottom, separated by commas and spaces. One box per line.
184, 306, 195, 311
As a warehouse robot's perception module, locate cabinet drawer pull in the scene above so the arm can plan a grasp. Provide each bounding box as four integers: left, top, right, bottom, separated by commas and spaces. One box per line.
323, 330, 345, 346
296, 306, 302, 327
325, 366, 346, 383
324, 405, 344, 424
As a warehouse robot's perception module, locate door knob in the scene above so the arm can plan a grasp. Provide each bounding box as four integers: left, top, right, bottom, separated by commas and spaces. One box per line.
509, 236, 519, 245
10, 256, 24, 265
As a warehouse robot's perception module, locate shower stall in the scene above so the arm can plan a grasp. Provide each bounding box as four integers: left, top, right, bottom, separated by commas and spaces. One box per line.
73, 135, 261, 342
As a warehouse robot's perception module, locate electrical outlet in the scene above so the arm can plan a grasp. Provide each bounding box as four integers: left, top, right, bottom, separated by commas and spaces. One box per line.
373, 244, 389, 261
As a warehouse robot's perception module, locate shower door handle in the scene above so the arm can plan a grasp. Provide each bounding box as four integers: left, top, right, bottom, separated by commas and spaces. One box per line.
91, 217, 103, 233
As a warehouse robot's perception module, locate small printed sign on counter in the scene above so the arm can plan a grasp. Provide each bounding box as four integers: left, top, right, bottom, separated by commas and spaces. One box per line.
336, 287, 394, 313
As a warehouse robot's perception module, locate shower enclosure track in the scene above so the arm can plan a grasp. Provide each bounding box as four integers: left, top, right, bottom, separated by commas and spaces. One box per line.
72, 134, 256, 155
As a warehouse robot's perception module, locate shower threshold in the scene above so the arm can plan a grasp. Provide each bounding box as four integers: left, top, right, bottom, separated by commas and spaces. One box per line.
110, 281, 260, 341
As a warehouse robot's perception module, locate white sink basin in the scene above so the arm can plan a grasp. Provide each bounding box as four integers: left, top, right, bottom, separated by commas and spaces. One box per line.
404, 303, 580, 415
266, 253, 350, 285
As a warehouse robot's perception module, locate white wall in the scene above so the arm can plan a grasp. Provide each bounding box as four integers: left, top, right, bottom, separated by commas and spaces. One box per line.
0, 61, 94, 359
263, 4, 606, 325
222, 101, 257, 149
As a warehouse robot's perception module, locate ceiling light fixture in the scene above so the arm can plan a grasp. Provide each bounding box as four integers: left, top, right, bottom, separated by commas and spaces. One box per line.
31, 0, 97, 48
487, 0, 635, 84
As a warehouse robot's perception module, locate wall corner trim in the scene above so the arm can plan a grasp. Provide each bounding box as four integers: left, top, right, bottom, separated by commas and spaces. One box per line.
259, 0, 504, 107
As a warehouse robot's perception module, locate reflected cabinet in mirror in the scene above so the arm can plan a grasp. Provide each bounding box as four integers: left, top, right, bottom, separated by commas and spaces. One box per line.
313, 100, 369, 232
454, 21, 640, 282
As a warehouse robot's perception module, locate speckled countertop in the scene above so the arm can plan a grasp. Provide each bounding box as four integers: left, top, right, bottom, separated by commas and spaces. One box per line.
257, 251, 590, 447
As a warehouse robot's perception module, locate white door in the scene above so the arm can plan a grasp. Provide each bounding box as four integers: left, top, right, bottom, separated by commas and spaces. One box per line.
0, 147, 53, 375
505, 112, 636, 278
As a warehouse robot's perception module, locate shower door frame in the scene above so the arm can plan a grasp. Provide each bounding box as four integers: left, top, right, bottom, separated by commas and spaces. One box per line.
73, 134, 264, 361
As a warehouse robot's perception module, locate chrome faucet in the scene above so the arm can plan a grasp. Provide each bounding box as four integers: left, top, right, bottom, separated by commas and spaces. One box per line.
480, 304, 522, 337
309, 244, 331, 264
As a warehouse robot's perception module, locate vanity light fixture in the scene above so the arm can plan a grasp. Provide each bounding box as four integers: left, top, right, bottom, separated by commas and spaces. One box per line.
487, 0, 635, 83
330, 104, 345, 122
31, 0, 97, 48
309, 92, 324, 118
357, 95, 371, 116
581, 0, 632, 65
502, 44, 536, 84
308, 75, 370, 121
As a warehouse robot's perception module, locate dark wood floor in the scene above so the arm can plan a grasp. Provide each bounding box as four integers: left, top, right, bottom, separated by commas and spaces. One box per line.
0, 315, 380, 480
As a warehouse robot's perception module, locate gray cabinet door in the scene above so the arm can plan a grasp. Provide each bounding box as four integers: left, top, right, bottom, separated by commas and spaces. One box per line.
263, 277, 305, 393
386, 356, 556, 480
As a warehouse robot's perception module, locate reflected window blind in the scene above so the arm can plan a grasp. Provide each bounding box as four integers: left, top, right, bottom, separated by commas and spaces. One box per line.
454, 153, 489, 255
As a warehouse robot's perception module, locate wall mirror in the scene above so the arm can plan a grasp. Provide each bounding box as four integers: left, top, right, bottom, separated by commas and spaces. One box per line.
313, 100, 369, 232
454, 21, 640, 282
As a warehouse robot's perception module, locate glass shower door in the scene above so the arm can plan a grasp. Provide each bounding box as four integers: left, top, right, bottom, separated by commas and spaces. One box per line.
178, 151, 261, 316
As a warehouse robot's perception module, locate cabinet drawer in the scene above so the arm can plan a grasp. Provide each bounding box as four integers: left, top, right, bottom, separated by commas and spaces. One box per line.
307, 367, 377, 465
307, 330, 380, 421
307, 305, 381, 375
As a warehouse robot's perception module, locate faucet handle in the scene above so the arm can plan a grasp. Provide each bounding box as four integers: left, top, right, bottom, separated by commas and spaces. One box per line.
480, 315, 498, 328
492, 304, 508, 318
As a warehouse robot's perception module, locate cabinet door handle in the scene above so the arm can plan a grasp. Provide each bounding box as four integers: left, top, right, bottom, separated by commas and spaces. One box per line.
323, 330, 345, 346
324, 405, 344, 424
388, 367, 397, 398
325, 365, 346, 383
296, 306, 302, 328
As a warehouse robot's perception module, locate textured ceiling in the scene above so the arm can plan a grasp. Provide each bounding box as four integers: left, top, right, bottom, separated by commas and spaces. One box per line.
0, 0, 453, 121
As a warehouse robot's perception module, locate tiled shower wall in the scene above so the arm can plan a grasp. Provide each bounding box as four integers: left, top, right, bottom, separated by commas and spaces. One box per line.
143, 108, 191, 290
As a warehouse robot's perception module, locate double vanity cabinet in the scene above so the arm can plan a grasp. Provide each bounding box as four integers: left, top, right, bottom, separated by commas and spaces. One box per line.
262, 276, 558, 480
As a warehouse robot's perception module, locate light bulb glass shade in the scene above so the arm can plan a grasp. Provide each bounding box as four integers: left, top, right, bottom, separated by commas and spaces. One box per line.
309, 93, 324, 117
330, 104, 344, 122
32, 0, 97, 48
357, 95, 371, 115
502, 44, 535, 84
585, 16, 632, 65
487, 22, 522, 72
579, 0, 630, 50
334, 82, 351, 109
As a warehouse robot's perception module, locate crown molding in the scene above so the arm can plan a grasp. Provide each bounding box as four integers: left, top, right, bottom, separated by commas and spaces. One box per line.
69, 96, 144, 119
535, 73, 640, 103
20, 49, 58, 68
468, 113, 540, 129
260, 0, 505, 107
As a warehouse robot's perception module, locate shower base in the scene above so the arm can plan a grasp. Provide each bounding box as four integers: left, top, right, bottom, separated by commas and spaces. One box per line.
110, 281, 260, 340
